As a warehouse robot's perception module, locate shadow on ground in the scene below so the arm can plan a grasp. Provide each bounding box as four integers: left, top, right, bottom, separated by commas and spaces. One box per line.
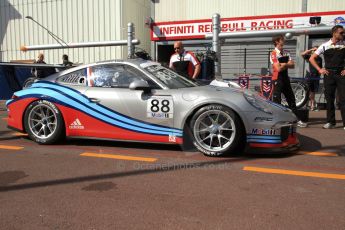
298, 134, 344, 156
307, 117, 342, 126
0, 156, 252, 192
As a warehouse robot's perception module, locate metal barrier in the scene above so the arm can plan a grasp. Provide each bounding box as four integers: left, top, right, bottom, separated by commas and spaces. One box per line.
20, 23, 140, 59
224, 75, 326, 109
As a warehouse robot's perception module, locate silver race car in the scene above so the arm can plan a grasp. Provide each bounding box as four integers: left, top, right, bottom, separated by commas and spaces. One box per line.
7, 59, 299, 156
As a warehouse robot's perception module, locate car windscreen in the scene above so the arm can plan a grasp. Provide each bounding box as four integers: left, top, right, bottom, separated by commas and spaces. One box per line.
143, 64, 199, 89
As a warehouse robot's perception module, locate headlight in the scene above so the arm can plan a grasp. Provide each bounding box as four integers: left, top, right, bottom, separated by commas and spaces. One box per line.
244, 91, 273, 114
272, 121, 295, 129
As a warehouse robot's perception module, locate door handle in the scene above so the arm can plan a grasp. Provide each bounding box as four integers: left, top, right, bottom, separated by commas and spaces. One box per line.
90, 98, 100, 103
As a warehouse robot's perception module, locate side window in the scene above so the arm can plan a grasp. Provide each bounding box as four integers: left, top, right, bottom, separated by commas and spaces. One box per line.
57, 69, 87, 86
91, 64, 160, 89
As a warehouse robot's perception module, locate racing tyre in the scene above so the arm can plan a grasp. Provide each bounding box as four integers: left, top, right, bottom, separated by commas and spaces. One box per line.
24, 100, 65, 144
190, 104, 245, 156
281, 80, 309, 109
22, 77, 36, 89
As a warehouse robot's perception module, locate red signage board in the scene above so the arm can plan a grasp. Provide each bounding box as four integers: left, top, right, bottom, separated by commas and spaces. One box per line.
151, 11, 345, 41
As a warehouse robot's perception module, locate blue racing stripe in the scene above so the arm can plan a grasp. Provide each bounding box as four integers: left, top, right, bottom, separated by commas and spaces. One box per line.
247, 139, 282, 143
6, 99, 13, 106
247, 135, 281, 140
32, 81, 183, 134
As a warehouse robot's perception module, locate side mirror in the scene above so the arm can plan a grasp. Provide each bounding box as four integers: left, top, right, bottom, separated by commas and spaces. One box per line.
129, 80, 151, 93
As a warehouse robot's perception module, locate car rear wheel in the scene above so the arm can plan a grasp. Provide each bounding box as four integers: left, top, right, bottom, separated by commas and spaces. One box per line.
24, 100, 65, 144
281, 80, 309, 109
190, 104, 245, 156
22, 77, 36, 89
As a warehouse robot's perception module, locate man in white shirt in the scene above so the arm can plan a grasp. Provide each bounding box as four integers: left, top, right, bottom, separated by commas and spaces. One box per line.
169, 41, 201, 79
309, 25, 345, 129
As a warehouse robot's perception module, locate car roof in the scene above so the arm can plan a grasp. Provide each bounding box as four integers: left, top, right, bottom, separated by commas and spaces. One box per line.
44, 58, 155, 81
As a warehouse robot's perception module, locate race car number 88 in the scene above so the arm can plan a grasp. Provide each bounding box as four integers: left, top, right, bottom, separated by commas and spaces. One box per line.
151, 99, 170, 113
147, 97, 173, 119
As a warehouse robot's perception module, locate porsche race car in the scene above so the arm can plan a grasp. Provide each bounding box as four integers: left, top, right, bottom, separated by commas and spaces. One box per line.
6, 59, 299, 156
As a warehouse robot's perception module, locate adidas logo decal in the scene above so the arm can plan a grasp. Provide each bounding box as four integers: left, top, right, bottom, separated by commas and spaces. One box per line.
69, 118, 85, 129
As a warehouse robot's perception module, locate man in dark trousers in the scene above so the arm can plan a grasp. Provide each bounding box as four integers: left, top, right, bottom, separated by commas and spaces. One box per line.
169, 41, 201, 79
270, 35, 308, 128
309, 25, 345, 129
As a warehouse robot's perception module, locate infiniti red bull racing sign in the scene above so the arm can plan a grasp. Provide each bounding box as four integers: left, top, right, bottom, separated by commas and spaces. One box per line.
151, 11, 345, 41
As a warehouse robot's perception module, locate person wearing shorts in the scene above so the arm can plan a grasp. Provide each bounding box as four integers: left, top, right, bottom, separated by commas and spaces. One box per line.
301, 46, 323, 111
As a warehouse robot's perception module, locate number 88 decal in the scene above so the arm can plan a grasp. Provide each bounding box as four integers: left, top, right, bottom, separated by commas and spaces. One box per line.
151, 99, 170, 113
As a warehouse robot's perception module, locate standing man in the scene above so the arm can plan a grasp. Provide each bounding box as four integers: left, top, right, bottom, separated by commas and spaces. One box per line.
169, 41, 201, 79
62, 54, 73, 66
309, 25, 345, 129
31, 53, 46, 78
270, 35, 308, 128
301, 46, 323, 111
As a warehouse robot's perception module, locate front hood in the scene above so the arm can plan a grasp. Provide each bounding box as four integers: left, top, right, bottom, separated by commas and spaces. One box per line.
177, 84, 293, 115
179, 85, 245, 102
180, 84, 246, 96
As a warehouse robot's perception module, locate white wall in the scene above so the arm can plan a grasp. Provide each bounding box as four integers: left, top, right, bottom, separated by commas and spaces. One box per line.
0, 0, 146, 64
154, 0, 304, 22
308, 0, 345, 12
154, 0, 345, 22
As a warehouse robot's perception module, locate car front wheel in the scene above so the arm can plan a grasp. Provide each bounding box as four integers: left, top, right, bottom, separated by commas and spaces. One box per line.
190, 104, 245, 156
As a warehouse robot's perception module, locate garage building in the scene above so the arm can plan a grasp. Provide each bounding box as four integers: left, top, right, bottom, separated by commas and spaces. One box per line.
1, 0, 345, 78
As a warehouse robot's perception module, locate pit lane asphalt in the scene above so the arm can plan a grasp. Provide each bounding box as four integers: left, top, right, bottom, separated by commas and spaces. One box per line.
0, 108, 344, 230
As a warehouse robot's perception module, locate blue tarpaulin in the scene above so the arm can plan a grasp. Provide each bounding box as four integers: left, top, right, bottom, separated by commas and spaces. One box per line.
0, 66, 31, 99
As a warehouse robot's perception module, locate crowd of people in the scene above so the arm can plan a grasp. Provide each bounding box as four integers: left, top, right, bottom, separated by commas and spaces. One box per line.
169, 25, 345, 130
268, 25, 345, 130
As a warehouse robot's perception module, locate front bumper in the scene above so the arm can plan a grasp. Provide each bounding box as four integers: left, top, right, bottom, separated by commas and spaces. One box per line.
247, 124, 299, 149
